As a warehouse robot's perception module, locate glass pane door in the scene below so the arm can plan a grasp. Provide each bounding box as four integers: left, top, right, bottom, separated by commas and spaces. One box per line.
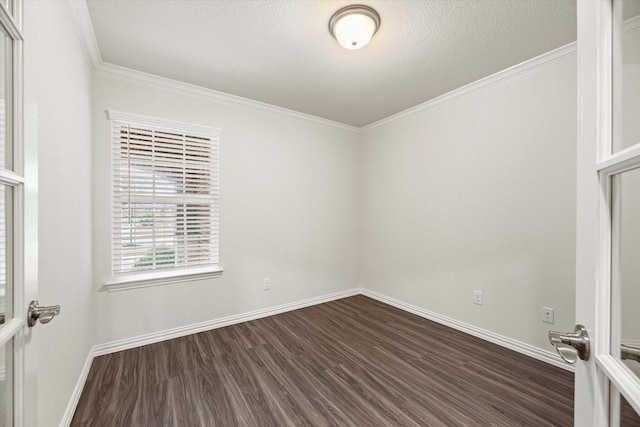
601, 1, 640, 425
0, 0, 24, 424
0, 24, 11, 171
613, 0, 640, 153
611, 167, 640, 380
0, 185, 11, 327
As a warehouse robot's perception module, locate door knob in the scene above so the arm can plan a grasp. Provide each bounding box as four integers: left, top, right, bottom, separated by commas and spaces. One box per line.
548, 324, 590, 364
27, 300, 60, 327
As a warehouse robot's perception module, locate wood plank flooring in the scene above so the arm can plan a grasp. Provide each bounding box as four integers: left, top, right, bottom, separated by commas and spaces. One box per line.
72, 295, 577, 426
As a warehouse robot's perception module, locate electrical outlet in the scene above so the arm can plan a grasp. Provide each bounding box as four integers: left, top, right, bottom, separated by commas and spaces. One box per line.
542, 307, 554, 324
264, 278, 271, 291
473, 290, 483, 306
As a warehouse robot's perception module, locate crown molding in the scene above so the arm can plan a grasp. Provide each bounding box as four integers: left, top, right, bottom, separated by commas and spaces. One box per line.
65, 1, 360, 133
94, 62, 361, 132
93, 43, 576, 135
66, 0, 101, 68
65, 0, 579, 134
361, 42, 577, 132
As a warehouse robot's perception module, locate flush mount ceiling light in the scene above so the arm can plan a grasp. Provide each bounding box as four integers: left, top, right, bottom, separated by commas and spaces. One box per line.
329, 5, 380, 50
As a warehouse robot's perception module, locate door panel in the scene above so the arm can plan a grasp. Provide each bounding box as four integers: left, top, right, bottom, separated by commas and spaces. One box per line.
0, 1, 28, 425
576, 1, 640, 425
574, 2, 609, 425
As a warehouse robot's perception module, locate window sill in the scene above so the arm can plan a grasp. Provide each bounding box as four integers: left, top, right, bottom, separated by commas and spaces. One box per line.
104, 266, 224, 292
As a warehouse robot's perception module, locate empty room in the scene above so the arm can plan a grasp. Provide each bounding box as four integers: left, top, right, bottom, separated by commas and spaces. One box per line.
2, 0, 640, 425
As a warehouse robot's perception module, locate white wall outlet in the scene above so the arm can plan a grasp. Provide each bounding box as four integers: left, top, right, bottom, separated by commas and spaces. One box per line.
542, 306, 554, 324
473, 290, 483, 306
263, 278, 271, 291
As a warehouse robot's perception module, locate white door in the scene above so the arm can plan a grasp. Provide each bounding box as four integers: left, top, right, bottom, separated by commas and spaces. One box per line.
570, 0, 640, 425
0, 0, 46, 425
0, 0, 26, 425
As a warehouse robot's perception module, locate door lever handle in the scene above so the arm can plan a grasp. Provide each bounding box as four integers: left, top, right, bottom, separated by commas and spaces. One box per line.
27, 300, 61, 327
621, 343, 640, 363
548, 324, 590, 364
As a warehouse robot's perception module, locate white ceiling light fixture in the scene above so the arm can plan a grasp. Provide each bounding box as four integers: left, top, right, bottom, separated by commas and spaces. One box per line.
329, 5, 381, 50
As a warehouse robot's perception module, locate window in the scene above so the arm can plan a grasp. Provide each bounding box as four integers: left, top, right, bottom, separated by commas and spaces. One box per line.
106, 110, 222, 290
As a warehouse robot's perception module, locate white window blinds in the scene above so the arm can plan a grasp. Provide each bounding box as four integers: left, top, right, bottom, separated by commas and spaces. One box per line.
108, 110, 220, 276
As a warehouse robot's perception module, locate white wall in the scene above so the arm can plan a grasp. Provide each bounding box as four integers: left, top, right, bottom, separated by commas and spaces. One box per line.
24, 1, 95, 425
359, 56, 577, 351
25, 3, 581, 423
91, 74, 360, 344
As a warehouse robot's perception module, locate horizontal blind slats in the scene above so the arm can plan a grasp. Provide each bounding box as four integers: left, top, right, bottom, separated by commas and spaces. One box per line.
112, 234, 219, 243
111, 117, 220, 275
116, 259, 218, 274
111, 141, 218, 153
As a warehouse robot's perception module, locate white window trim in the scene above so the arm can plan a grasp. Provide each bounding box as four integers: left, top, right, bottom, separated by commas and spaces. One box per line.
106, 109, 221, 138
105, 109, 223, 291
104, 265, 224, 292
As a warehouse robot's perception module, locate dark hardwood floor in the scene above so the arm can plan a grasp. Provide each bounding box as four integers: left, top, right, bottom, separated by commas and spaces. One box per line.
621, 393, 640, 426
72, 295, 577, 426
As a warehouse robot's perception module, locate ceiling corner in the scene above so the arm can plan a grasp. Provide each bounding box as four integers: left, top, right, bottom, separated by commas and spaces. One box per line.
66, 0, 102, 69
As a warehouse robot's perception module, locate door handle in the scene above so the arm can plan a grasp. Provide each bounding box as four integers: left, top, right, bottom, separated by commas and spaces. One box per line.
548, 324, 590, 364
27, 300, 61, 327
621, 343, 640, 363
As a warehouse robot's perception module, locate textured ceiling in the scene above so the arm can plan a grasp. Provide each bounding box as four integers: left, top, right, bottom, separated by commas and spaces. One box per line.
86, 0, 577, 127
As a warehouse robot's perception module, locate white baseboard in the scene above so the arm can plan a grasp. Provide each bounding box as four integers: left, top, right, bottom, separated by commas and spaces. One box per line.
59, 349, 94, 427
59, 287, 360, 427
61, 286, 573, 426
92, 288, 360, 356
359, 287, 574, 372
